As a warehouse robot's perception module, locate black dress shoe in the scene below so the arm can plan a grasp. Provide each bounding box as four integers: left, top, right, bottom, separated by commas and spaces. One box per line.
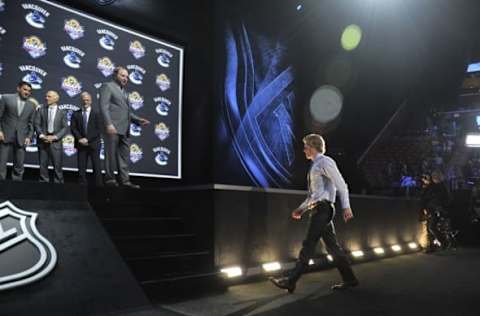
269, 276, 296, 293
122, 182, 140, 189
331, 279, 359, 290
105, 180, 119, 187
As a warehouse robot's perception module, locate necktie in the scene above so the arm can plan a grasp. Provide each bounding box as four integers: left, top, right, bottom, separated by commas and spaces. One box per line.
83, 110, 88, 135
48, 107, 54, 133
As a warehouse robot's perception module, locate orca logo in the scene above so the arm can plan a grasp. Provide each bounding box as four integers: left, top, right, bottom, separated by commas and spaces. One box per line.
61, 46, 85, 69
154, 97, 171, 116
97, 29, 118, 51
23, 4, 50, 29
19, 65, 47, 90
153, 147, 170, 166
0, 200, 57, 291
130, 123, 142, 137
156, 48, 173, 68
127, 65, 146, 85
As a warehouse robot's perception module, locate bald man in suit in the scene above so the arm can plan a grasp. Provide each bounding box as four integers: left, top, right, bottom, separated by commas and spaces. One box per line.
34, 90, 69, 183
99, 66, 149, 188
0, 81, 36, 180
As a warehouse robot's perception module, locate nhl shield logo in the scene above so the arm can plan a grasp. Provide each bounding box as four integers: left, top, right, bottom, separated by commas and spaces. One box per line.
0, 201, 57, 291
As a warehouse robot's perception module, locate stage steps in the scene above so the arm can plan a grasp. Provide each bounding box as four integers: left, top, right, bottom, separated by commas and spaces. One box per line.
87, 187, 223, 301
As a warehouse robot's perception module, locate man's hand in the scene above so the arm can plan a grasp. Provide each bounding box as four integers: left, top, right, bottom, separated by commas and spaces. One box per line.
45, 135, 56, 143
0, 132, 4, 142
24, 138, 31, 146
291, 209, 304, 220
343, 208, 354, 222
106, 124, 117, 135
79, 138, 88, 146
138, 118, 150, 126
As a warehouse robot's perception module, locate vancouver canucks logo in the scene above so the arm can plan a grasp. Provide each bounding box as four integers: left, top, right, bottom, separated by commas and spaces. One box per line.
62, 135, 76, 156
23, 4, 50, 29
59, 104, 80, 126
22, 35, 47, 59
61, 76, 82, 97
61, 46, 85, 69
129, 40, 146, 59
130, 123, 142, 137
156, 74, 171, 91
127, 65, 146, 85
153, 147, 170, 166
64, 19, 84, 40
0, 201, 57, 291
129, 143, 143, 163
155, 123, 170, 141
19, 65, 47, 90
97, 57, 115, 77
156, 48, 173, 68
128, 91, 144, 110
154, 97, 171, 116
99, 139, 105, 160
97, 29, 118, 51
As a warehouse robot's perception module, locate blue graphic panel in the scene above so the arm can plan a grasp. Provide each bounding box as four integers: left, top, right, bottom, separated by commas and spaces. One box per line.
221, 23, 295, 187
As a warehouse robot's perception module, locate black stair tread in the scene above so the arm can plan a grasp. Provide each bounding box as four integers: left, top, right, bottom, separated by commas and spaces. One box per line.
112, 233, 196, 241
141, 271, 220, 284
126, 251, 210, 261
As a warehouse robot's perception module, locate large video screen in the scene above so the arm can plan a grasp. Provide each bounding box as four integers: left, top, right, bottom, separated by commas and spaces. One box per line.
0, 0, 183, 178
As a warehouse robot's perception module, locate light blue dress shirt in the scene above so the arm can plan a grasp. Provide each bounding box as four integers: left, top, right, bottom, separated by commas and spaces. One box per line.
298, 153, 351, 211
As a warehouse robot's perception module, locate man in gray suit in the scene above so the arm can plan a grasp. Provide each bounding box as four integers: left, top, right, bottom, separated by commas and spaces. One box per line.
34, 90, 69, 183
0, 81, 36, 180
99, 66, 150, 188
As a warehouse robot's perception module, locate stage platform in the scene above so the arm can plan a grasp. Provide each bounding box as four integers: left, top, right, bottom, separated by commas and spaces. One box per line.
158, 247, 480, 316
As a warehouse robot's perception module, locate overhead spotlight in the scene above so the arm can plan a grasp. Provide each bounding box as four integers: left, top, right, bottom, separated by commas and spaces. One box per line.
374, 247, 385, 255
308, 259, 315, 265
351, 250, 364, 258
391, 245, 402, 252
408, 242, 419, 250
296, 4, 303, 11
262, 262, 282, 272
220, 266, 243, 278
326, 255, 334, 262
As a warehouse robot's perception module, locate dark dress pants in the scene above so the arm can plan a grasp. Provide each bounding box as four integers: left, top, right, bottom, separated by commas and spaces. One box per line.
77, 141, 103, 185
103, 133, 130, 184
289, 201, 357, 284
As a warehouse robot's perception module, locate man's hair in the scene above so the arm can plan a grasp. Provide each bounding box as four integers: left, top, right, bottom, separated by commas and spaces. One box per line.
80, 91, 91, 98
113, 66, 127, 75
17, 81, 32, 89
303, 134, 326, 154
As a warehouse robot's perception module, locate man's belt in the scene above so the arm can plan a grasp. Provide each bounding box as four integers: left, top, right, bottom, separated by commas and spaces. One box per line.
307, 199, 334, 210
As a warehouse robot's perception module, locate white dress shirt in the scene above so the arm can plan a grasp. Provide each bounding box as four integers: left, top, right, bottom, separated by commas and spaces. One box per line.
298, 153, 351, 211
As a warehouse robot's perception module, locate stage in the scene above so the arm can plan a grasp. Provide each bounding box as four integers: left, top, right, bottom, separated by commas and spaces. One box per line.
158, 248, 480, 316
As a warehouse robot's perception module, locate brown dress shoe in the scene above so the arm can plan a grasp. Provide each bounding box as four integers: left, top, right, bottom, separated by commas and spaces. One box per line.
269, 276, 296, 293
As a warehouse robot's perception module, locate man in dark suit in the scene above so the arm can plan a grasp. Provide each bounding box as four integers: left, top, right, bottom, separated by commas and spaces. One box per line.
34, 90, 69, 183
0, 81, 36, 180
71, 91, 103, 186
99, 66, 150, 188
